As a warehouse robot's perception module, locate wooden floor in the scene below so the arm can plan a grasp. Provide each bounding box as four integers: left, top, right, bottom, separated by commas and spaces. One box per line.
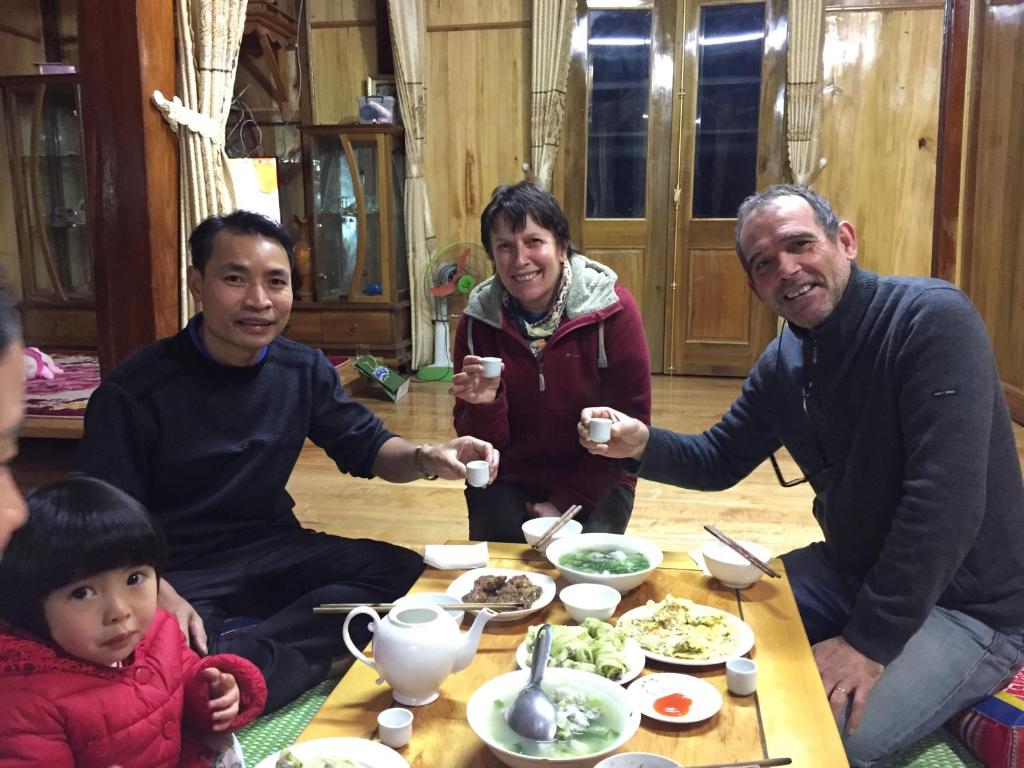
12, 372, 1024, 560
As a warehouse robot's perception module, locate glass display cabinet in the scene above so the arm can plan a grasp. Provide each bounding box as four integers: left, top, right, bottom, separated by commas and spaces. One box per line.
291, 123, 411, 365
1, 74, 96, 347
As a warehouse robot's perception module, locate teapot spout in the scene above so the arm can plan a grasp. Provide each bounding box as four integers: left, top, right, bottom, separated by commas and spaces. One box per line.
454, 607, 496, 672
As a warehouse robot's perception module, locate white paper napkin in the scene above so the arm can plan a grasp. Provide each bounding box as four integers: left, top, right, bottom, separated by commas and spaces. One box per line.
423, 542, 489, 570
689, 550, 711, 576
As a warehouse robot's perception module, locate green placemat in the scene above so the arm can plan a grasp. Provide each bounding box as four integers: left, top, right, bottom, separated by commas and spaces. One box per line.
884, 727, 983, 768
237, 677, 337, 767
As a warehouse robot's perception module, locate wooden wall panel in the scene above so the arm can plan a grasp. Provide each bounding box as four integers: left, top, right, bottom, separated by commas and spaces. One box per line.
425, 18, 530, 246
814, 8, 943, 277
425, 0, 530, 28
307, 0, 376, 124
961, 0, 1024, 422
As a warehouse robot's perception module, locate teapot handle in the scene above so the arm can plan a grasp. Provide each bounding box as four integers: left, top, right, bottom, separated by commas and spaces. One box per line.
342, 606, 380, 673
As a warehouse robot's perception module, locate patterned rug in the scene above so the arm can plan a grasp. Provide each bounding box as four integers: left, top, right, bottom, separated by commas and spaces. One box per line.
23, 350, 99, 419
237, 677, 337, 767
21, 351, 349, 421
889, 727, 982, 767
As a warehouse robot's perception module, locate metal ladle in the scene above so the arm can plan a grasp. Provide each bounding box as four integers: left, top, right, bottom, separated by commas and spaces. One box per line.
506, 623, 557, 742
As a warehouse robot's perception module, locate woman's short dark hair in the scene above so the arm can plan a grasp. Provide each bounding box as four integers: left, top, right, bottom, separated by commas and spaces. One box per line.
480, 181, 574, 258
188, 210, 299, 291
0, 475, 166, 640
0, 286, 21, 355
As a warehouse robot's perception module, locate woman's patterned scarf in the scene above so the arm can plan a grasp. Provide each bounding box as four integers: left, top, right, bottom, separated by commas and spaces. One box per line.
502, 260, 572, 358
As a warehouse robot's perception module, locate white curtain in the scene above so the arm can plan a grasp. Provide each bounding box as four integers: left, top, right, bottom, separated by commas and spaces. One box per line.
152, 0, 248, 324
388, 0, 437, 369
787, 0, 827, 185
530, 0, 577, 188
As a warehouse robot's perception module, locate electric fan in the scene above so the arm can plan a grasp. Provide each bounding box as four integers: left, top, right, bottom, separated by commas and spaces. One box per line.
416, 242, 492, 382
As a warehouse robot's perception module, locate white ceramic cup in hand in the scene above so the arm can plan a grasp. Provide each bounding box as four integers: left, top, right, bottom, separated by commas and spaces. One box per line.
480, 356, 502, 378
465, 460, 489, 487
588, 417, 613, 443
378, 706, 414, 748
725, 657, 757, 696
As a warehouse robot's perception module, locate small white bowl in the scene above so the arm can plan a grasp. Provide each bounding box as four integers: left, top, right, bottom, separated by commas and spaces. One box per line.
467, 667, 641, 768
595, 755, 681, 768
521, 517, 583, 549
701, 539, 772, 589
545, 533, 663, 594
559, 583, 621, 622
393, 591, 465, 625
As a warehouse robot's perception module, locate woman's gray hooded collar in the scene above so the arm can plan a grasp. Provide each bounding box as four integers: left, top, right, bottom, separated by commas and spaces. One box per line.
463, 253, 620, 329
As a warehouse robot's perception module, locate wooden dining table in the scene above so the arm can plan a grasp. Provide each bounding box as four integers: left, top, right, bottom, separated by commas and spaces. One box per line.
297, 543, 846, 767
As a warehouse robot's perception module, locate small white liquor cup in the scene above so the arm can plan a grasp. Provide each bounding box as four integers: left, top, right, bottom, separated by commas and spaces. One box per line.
588, 417, 613, 443
480, 357, 502, 378
465, 460, 489, 487
726, 657, 757, 696
377, 706, 413, 748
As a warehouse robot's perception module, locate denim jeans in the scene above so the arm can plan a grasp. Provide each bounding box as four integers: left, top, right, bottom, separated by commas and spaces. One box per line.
783, 542, 1024, 767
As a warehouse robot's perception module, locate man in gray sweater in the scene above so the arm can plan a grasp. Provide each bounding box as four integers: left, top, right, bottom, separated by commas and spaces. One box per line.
580, 185, 1024, 766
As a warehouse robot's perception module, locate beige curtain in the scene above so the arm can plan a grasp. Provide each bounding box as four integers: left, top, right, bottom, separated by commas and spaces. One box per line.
152, 0, 248, 324
530, 0, 577, 188
787, 0, 827, 185
388, 0, 437, 369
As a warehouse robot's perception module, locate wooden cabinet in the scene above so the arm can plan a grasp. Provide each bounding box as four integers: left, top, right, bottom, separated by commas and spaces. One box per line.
1, 74, 96, 347
289, 123, 410, 366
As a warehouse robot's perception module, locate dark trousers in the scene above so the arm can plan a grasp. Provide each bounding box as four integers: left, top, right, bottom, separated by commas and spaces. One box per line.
466, 481, 635, 542
165, 529, 424, 712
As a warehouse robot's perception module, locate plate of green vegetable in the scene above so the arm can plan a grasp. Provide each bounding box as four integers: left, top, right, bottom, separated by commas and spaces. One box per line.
516, 619, 646, 684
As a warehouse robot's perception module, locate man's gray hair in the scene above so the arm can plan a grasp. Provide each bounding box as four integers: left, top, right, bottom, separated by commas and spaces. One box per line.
734, 184, 841, 267
0, 288, 20, 356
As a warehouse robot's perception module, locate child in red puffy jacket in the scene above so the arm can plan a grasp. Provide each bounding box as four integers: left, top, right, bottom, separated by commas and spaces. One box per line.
0, 476, 267, 767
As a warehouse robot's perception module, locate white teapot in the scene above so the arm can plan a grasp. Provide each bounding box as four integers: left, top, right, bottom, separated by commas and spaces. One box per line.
342, 602, 495, 705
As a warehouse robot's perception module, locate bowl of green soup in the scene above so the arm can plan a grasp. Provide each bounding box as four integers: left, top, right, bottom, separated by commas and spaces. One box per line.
545, 533, 663, 594
467, 666, 641, 768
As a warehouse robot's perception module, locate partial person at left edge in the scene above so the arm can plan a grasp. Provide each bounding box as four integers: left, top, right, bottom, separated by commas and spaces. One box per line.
0, 286, 28, 551
75, 210, 499, 712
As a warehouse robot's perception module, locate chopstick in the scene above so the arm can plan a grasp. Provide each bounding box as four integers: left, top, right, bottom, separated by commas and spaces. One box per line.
532, 504, 583, 551
688, 758, 791, 768
704, 524, 781, 579
312, 602, 524, 614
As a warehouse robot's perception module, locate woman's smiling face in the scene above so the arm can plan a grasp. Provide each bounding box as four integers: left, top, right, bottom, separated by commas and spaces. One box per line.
490, 214, 568, 314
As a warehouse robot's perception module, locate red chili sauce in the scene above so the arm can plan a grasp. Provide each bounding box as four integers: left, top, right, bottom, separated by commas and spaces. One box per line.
653, 692, 693, 717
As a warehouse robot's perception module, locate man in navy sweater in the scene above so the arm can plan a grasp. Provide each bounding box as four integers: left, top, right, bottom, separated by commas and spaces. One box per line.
76, 211, 498, 711
580, 185, 1024, 765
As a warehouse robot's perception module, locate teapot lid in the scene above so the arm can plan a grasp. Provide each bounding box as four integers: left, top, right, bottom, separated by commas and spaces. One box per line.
389, 605, 446, 626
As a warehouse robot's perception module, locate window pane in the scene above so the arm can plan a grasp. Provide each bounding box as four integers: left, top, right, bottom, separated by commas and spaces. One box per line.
692, 3, 765, 219
586, 9, 652, 219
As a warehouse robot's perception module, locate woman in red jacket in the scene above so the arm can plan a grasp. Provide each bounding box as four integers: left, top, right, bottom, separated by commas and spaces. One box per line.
0, 476, 266, 767
451, 181, 652, 541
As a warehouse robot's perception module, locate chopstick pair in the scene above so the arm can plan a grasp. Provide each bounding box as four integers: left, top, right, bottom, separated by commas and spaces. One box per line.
704, 524, 781, 579
531, 504, 583, 551
313, 601, 524, 614
688, 758, 791, 768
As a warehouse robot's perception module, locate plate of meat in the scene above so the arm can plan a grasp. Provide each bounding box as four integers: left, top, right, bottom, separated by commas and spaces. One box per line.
445, 568, 556, 623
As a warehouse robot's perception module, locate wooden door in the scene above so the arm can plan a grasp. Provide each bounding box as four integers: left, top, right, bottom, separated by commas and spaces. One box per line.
563, 0, 783, 376
563, 2, 675, 372
666, 0, 783, 376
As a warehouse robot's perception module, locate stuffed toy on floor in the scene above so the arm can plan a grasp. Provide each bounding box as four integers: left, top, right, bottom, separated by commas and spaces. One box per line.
23, 347, 64, 380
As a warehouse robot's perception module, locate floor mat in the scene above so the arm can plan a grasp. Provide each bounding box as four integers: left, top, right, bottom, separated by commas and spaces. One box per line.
886, 727, 983, 768
237, 677, 337, 767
